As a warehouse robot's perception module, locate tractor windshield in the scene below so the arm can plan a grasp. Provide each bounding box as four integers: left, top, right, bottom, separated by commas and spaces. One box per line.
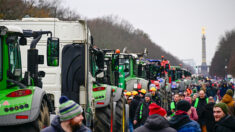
0, 38, 2, 80
120, 58, 130, 77
7, 35, 22, 80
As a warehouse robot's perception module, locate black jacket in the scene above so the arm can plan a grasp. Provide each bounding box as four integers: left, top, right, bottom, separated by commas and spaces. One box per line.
201, 102, 215, 132
134, 100, 152, 125
214, 115, 235, 132
152, 92, 161, 106
196, 97, 208, 124
134, 114, 176, 132
41, 116, 91, 132
130, 95, 141, 121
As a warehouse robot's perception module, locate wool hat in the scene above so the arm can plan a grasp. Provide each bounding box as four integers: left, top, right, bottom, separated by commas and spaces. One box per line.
145, 93, 152, 99
214, 103, 229, 115
149, 103, 167, 117
59, 96, 83, 121
176, 100, 191, 112
226, 89, 233, 97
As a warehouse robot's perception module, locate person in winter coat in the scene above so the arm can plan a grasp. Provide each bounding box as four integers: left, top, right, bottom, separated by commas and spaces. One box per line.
219, 83, 228, 100
168, 93, 180, 116
129, 91, 139, 130
134, 103, 176, 132
169, 100, 201, 132
213, 102, 235, 132
139, 89, 146, 102
184, 96, 198, 121
201, 96, 215, 132
228, 82, 234, 93
134, 93, 152, 128
150, 86, 161, 106
41, 96, 91, 132
131, 91, 142, 129
206, 83, 217, 100
221, 89, 235, 116
194, 90, 208, 132
134, 115, 176, 132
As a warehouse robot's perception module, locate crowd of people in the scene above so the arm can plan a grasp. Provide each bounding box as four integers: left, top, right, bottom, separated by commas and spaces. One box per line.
40, 78, 235, 132
125, 79, 235, 132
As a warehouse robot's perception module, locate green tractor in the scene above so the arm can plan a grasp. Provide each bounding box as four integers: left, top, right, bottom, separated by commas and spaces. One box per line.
60, 41, 128, 132
104, 51, 149, 92
90, 47, 128, 132
0, 26, 58, 131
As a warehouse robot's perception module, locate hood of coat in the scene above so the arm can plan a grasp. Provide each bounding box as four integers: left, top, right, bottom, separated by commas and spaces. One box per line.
144, 114, 169, 130
51, 116, 64, 131
169, 114, 191, 130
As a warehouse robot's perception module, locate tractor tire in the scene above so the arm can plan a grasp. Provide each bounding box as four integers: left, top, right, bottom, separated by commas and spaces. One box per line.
38, 99, 50, 130
94, 104, 112, 132
114, 95, 127, 132
0, 99, 50, 132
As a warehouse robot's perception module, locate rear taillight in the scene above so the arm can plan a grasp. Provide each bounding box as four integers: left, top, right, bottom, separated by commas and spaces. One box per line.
93, 87, 106, 91
7, 89, 32, 97
97, 102, 105, 105
134, 83, 142, 89
16, 115, 28, 119
137, 83, 142, 89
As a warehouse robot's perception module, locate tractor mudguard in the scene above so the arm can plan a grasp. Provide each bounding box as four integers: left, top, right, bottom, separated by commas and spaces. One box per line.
125, 78, 148, 91
113, 87, 123, 102
0, 87, 45, 126
95, 86, 112, 108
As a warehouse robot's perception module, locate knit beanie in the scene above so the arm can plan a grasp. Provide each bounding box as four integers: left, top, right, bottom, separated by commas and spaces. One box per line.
149, 103, 167, 117
59, 96, 83, 121
176, 100, 191, 112
145, 93, 152, 99
214, 103, 229, 115
226, 89, 233, 97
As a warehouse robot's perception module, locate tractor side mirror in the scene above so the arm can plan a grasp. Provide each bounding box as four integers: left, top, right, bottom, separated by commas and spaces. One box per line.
47, 37, 59, 66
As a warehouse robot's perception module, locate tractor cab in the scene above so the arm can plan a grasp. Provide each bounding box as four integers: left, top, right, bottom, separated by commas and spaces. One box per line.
0, 26, 25, 90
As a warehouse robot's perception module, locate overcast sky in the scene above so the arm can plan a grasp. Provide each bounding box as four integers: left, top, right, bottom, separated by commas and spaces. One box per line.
63, 0, 235, 65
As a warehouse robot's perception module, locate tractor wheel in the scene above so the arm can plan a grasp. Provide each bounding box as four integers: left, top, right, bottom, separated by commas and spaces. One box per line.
114, 95, 127, 132
28, 99, 50, 131
0, 99, 50, 132
37, 99, 50, 130
94, 104, 112, 132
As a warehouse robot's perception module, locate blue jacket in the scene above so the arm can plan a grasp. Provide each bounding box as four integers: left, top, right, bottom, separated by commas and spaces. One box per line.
178, 120, 201, 132
41, 116, 91, 132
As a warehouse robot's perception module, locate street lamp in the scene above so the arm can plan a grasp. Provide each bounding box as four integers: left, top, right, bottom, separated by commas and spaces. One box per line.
225, 65, 228, 79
